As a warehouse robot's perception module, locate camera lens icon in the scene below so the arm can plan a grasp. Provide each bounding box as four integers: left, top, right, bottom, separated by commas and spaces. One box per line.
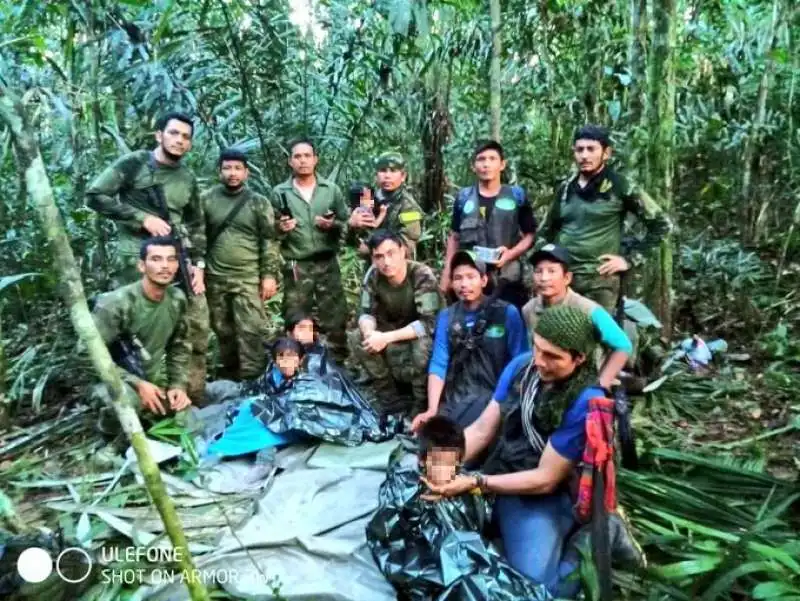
56, 547, 93, 583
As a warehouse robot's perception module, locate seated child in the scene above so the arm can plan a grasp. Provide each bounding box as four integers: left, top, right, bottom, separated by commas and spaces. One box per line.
419, 415, 467, 487
285, 310, 330, 373
267, 337, 305, 391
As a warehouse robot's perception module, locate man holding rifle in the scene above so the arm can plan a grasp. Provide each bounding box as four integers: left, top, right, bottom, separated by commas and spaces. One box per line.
86, 111, 210, 402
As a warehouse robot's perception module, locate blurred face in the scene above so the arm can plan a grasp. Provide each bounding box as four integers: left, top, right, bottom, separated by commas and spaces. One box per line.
155, 119, 193, 161
376, 166, 406, 192
425, 447, 460, 486
452, 264, 487, 303
290, 319, 316, 346
220, 160, 249, 189
533, 260, 572, 300
372, 239, 406, 279
573, 139, 610, 175
472, 149, 505, 183
288, 143, 318, 177
139, 245, 179, 287
533, 334, 585, 382
276, 350, 302, 378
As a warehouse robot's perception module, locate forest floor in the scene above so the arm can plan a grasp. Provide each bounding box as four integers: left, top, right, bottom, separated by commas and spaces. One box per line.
1, 238, 799, 600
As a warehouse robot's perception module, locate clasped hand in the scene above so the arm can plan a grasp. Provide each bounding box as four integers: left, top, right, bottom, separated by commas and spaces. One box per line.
136, 380, 192, 415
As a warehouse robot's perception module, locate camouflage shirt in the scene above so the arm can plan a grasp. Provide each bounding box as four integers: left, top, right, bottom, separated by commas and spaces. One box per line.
92, 281, 192, 390
538, 168, 671, 277
271, 176, 350, 261
375, 185, 424, 258
359, 261, 442, 335
86, 150, 205, 261
202, 184, 280, 285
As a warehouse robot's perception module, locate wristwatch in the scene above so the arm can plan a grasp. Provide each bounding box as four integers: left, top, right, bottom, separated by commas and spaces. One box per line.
195, 260, 206, 270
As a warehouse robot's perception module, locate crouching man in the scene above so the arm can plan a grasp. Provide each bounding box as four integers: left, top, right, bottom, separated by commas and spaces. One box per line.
422, 305, 644, 598
347, 230, 442, 417
92, 237, 194, 434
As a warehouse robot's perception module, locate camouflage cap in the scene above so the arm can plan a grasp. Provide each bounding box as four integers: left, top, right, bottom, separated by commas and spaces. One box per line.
451, 250, 488, 275
375, 151, 406, 170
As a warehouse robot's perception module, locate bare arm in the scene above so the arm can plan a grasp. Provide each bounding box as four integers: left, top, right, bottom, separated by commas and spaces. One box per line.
426, 374, 445, 415
500, 232, 534, 264
599, 350, 629, 390
480, 441, 574, 495
440, 232, 460, 288
463, 400, 502, 462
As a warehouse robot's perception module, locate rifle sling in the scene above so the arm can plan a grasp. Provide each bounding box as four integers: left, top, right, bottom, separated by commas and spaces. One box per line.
207, 192, 252, 251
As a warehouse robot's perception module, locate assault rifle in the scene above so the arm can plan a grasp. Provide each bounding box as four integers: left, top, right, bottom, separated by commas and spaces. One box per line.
145, 184, 195, 296
279, 192, 293, 219
613, 271, 638, 470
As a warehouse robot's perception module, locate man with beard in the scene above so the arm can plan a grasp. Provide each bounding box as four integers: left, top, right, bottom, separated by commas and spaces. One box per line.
92, 237, 193, 434
538, 125, 671, 312
439, 140, 536, 309
348, 152, 424, 259
271, 138, 350, 364
203, 149, 280, 381
412, 250, 528, 432
86, 112, 210, 402
347, 230, 441, 416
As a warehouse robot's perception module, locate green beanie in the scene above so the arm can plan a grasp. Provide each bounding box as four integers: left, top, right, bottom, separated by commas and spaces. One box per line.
535, 305, 596, 356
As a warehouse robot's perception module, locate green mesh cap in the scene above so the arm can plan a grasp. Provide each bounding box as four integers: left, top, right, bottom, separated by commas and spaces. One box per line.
535, 305, 597, 356
450, 249, 488, 274
375, 151, 406, 170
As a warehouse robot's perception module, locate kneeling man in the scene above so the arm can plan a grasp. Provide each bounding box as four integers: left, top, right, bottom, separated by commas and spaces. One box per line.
348, 230, 442, 416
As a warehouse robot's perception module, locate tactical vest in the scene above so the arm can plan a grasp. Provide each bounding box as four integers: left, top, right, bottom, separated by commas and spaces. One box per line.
440, 297, 510, 427
456, 185, 525, 282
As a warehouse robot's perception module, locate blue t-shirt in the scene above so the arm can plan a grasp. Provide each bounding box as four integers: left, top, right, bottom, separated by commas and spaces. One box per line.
493, 352, 601, 462
428, 304, 529, 379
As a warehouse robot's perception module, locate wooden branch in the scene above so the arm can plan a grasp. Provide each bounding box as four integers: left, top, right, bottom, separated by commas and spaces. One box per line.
0, 87, 210, 601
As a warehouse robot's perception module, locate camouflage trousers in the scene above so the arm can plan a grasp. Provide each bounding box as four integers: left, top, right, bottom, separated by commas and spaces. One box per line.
282, 255, 348, 363
111, 254, 210, 403
207, 277, 268, 381
347, 329, 431, 416
571, 272, 621, 314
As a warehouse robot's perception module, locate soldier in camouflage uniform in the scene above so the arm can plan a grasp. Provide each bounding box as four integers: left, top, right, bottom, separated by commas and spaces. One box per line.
86, 112, 210, 401
347, 230, 442, 416
538, 124, 671, 312
203, 149, 281, 381
271, 138, 350, 364
348, 151, 424, 259
92, 237, 193, 433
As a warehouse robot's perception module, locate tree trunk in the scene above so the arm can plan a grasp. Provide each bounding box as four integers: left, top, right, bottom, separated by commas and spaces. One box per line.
644, 0, 676, 337
489, 0, 502, 140
420, 57, 453, 214
628, 0, 648, 170
0, 311, 8, 431
744, 0, 782, 243
0, 89, 211, 601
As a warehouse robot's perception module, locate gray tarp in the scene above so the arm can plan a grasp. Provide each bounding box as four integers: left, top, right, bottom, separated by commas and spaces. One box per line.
136, 440, 400, 601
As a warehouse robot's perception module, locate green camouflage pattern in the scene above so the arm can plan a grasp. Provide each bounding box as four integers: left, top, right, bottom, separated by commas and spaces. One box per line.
202, 184, 280, 285
376, 185, 424, 259
271, 177, 350, 260
104, 250, 210, 399
347, 329, 431, 416
570, 273, 621, 313
359, 261, 441, 334
86, 150, 205, 262
375, 151, 406, 170
538, 169, 671, 282
207, 277, 268, 380
282, 255, 348, 362
91, 281, 191, 390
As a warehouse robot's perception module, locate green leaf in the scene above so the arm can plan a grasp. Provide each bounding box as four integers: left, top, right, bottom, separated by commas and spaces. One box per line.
753, 582, 800, 599
389, 0, 412, 35
608, 99, 621, 122
652, 556, 724, 579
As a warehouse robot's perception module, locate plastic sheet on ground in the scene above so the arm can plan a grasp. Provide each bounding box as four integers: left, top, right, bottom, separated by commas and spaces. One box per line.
366, 447, 552, 601
201, 359, 396, 459
140, 439, 401, 601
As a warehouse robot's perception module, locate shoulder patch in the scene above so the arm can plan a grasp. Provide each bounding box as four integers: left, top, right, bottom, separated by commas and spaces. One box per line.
398, 210, 422, 223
